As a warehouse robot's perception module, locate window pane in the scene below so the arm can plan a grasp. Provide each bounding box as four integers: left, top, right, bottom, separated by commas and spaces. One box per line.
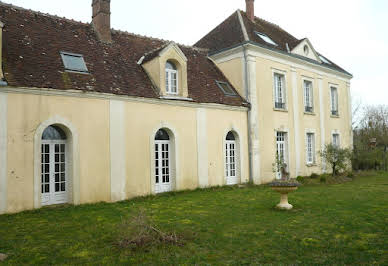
61, 52, 88, 72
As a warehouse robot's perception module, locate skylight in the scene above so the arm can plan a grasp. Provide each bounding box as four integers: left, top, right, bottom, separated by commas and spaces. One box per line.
216, 81, 237, 96
255, 32, 277, 46
60, 52, 88, 73
319, 55, 331, 65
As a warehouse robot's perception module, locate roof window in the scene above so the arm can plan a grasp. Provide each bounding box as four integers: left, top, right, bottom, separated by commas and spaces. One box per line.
255, 32, 277, 46
319, 55, 331, 65
60, 52, 88, 73
216, 81, 237, 96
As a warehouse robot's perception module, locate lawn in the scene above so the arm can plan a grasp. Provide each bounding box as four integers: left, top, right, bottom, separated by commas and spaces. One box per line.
0, 172, 387, 265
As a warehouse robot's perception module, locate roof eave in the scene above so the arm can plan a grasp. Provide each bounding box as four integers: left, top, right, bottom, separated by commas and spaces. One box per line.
209, 41, 353, 79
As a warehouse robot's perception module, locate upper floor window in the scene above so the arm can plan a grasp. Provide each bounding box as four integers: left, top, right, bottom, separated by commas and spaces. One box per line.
60, 52, 88, 73
274, 73, 286, 110
330, 86, 339, 116
165, 61, 178, 94
304, 80, 313, 113
332, 133, 340, 147
306, 133, 315, 164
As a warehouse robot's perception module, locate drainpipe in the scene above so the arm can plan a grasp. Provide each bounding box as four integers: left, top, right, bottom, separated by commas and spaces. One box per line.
243, 43, 254, 183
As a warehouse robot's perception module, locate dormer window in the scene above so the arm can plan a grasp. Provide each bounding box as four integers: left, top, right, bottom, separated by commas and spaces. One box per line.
255, 32, 277, 46
60, 52, 88, 73
165, 61, 178, 94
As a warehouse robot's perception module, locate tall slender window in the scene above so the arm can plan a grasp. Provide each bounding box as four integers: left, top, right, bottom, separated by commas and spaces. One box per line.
331, 87, 339, 116
41, 125, 68, 206
276, 132, 287, 179
225, 132, 237, 185
165, 61, 178, 94
274, 73, 286, 109
304, 80, 313, 113
332, 133, 340, 147
154, 129, 172, 193
306, 133, 315, 164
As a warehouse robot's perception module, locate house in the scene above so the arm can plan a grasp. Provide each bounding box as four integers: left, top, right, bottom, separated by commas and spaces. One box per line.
0, 0, 352, 214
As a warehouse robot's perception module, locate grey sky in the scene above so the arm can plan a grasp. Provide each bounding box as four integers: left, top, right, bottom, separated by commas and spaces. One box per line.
2, 0, 387, 106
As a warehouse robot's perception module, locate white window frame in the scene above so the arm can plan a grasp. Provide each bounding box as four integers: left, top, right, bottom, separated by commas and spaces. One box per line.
331, 130, 341, 147
330, 85, 339, 116
305, 130, 316, 165
275, 131, 289, 179
41, 139, 68, 206
303, 78, 314, 113
165, 64, 178, 95
154, 140, 172, 193
272, 70, 287, 110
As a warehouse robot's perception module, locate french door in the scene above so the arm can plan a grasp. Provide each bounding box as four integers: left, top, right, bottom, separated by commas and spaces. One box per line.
155, 140, 172, 193
225, 140, 238, 185
41, 140, 68, 206
276, 132, 287, 179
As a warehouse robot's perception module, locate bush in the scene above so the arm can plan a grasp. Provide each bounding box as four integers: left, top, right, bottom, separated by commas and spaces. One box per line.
320, 176, 327, 183
296, 176, 305, 183
319, 144, 352, 176
346, 171, 355, 178
310, 173, 319, 179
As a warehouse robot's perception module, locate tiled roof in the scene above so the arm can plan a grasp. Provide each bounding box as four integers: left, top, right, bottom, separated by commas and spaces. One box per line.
0, 2, 247, 107
195, 10, 351, 76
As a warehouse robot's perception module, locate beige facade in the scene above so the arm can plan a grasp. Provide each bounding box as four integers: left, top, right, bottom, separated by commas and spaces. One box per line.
212, 43, 352, 183
0, 88, 249, 214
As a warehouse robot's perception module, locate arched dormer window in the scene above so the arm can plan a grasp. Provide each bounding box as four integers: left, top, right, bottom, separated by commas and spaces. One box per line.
165, 61, 178, 94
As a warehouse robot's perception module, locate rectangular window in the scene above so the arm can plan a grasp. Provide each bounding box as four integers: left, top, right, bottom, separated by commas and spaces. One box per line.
332, 133, 340, 147
274, 73, 286, 109
276, 132, 287, 179
306, 133, 315, 164
330, 87, 339, 116
60, 52, 88, 73
304, 80, 313, 113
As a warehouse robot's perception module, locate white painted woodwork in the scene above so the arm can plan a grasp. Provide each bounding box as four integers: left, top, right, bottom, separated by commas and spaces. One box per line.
196, 108, 209, 187
110, 100, 127, 202
0, 93, 7, 214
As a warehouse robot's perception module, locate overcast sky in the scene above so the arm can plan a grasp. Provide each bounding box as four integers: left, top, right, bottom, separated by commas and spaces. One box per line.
3, 0, 388, 106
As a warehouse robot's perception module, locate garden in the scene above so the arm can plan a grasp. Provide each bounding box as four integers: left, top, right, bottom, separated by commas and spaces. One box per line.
0, 171, 387, 265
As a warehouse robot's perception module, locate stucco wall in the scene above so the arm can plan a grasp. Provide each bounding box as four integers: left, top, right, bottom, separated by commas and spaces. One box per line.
2, 90, 249, 213
215, 49, 352, 183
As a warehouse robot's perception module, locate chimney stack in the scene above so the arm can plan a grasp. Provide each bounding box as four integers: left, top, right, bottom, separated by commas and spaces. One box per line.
92, 0, 112, 43
246, 0, 255, 22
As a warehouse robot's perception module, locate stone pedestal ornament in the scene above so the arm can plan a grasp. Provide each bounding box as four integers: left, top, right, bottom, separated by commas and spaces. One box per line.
270, 156, 300, 210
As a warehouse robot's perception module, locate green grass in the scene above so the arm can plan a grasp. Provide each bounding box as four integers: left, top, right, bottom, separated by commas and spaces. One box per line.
1, 172, 387, 265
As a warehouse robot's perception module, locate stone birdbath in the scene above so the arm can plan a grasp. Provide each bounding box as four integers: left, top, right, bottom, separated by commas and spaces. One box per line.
269, 180, 300, 210
270, 157, 300, 210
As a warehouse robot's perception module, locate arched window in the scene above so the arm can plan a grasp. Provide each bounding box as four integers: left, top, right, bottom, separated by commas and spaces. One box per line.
225, 131, 238, 185
226, 131, 235, 141
154, 129, 172, 193
155, 129, 170, 140
165, 61, 178, 94
41, 125, 68, 206
42, 125, 67, 140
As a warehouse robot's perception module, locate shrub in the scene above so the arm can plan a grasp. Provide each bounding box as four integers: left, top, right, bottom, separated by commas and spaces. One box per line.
319, 144, 352, 176
310, 173, 319, 179
320, 176, 327, 183
346, 171, 355, 178
296, 176, 305, 183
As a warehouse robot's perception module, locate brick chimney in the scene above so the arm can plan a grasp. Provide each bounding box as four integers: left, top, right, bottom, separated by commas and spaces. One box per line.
246, 0, 255, 21
92, 0, 112, 43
